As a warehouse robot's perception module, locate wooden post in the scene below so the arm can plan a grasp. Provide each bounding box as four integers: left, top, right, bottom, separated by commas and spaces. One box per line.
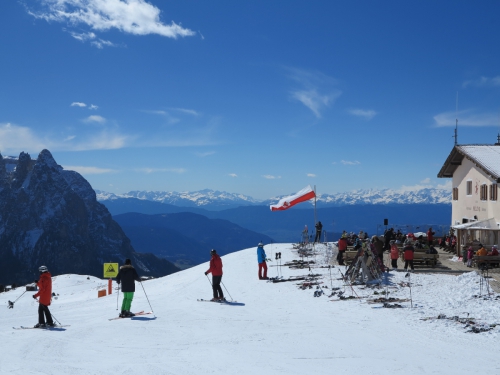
108, 279, 112, 295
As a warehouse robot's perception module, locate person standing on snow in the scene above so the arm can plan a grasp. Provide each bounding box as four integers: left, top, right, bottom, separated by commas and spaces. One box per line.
116, 258, 141, 317
390, 240, 399, 270
314, 221, 323, 243
205, 249, 225, 301
257, 243, 268, 280
337, 234, 348, 265
403, 239, 415, 272
33, 265, 55, 328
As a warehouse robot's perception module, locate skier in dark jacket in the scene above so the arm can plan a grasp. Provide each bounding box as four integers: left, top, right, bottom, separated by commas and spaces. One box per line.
33, 265, 55, 328
116, 258, 141, 317
314, 221, 323, 243
205, 249, 224, 301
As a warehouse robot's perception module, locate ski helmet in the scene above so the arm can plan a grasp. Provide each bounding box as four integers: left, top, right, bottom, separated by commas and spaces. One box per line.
210, 249, 217, 255
39, 265, 48, 273
258, 242, 264, 247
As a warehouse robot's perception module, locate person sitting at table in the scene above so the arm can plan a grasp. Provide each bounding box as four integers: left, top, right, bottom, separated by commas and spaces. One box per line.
476, 244, 487, 256
488, 246, 499, 256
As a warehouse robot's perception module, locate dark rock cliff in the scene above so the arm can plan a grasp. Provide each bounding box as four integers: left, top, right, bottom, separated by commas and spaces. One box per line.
0, 150, 179, 285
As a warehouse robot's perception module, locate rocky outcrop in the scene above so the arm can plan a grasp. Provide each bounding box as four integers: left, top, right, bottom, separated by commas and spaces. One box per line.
0, 150, 178, 285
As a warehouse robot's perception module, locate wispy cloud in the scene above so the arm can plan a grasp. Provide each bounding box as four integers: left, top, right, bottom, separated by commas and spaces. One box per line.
71, 102, 87, 107
63, 165, 116, 174
134, 167, 186, 174
169, 108, 200, 116
25, 0, 196, 48
89, 104, 99, 110
420, 177, 431, 184
83, 115, 106, 124
195, 151, 215, 157
287, 67, 341, 118
228, 173, 237, 178
463, 76, 500, 88
0, 123, 50, 152
433, 109, 498, 127
262, 175, 281, 179
348, 108, 377, 120
307, 173, 316, 177
340, 160, 360, 165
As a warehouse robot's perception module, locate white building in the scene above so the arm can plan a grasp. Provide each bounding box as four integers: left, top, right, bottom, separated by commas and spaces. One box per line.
437, 143, 500, 254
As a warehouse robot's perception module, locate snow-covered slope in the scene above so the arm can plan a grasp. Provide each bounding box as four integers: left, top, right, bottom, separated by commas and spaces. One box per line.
96, 187, 451, 209
1, 244, 498, 374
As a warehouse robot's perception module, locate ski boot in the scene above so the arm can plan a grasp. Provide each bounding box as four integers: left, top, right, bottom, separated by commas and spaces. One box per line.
34, 323, 46, 328
125, 311, 135, 317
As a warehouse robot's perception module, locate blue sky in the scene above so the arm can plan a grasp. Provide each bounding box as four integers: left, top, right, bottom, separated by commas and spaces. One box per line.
1, 0, 500, 200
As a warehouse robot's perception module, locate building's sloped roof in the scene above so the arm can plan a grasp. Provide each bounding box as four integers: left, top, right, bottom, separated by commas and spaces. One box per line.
437, 144, 500, 181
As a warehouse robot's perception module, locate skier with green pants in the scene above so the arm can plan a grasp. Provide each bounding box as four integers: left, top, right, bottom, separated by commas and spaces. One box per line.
116, 258, 141, 317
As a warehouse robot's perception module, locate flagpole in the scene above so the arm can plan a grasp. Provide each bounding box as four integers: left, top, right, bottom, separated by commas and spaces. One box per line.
314, 185, 317, 224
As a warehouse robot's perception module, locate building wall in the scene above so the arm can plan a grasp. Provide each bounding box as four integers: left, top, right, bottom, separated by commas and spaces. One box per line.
451, 158, 499, 225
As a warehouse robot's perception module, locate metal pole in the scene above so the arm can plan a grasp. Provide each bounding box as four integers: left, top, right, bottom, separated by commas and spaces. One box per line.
221, 281, 233, 302
140, 281, 155, 316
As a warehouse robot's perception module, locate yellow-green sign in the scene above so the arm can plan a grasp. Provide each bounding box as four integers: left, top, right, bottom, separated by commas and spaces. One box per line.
103, 263, 119, 278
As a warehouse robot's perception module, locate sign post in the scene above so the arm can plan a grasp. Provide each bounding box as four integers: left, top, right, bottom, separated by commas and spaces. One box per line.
103, 263, 119, 295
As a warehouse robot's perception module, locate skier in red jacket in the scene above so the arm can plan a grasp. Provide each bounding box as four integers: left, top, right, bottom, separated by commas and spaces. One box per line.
205, 249, 225, 301
33, 265, 54, 328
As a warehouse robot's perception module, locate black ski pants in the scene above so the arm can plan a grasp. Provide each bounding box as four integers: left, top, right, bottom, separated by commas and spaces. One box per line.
337, 250, 345, 265
212, 275, 224, 299
38, 303, 54, 325
404, 260, 414, 270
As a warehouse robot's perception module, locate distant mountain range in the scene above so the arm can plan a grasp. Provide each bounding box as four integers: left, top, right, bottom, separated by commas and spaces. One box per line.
96, 187, 451, 210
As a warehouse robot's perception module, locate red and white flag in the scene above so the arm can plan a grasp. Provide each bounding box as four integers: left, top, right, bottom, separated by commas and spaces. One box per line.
270, 185, 316, 211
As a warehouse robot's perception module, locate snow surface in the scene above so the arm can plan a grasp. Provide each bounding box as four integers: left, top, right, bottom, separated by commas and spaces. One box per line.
1, 243, 499, 375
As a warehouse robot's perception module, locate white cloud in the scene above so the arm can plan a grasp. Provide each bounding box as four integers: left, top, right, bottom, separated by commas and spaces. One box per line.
0, 123, 49, 152
228, 173, 237, 178
287, 67, 341, 118
83, 115, 107, 124
420, 177, 431, 184
89, 104, 99, 110
340, 160, 360, 165
195, 151, 215, 157
262, 175, 281, 179
433, 110, 498, 127
463, 76, 500, 88
26, 0, 196, 48
348, 108, 377, 120
63, 165, 116, 174
134, 167, 185, 174
307, 173, 316, 177
169, 108, 200, 116
71, 102, 87, 107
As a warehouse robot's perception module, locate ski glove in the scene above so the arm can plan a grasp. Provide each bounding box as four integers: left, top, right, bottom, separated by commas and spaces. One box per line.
32, 295, 37, 299
34, 280, 38, 283
204, 272, 208, 275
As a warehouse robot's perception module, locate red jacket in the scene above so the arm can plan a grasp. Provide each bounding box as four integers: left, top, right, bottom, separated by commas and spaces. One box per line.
390, 244, 399, 260
34, 272, 52, 306
338, 238, 348, 251
404, 245, 415, 261
206, 254, 223, 276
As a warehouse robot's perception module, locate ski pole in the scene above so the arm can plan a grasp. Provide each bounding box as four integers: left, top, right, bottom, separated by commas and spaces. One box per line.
140, 281, 155, 316
205, 274, 213, 286
221, 281, 233, 302
116, 283, 120, 311
408, 273, 413, 309
8, 290, 27, 309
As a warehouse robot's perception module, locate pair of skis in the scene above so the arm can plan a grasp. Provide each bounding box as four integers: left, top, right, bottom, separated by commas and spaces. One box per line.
108, 311, 153, 321
13, 324, 70, 330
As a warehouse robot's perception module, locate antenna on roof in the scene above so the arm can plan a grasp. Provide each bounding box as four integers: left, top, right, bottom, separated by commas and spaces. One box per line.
454, 92, 458, 146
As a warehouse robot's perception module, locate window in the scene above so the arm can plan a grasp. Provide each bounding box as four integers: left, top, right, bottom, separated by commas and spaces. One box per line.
480, 184, 487, 201
452, 187, 458, 200
466, 180, 472, 196
490, 184, 498, 201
